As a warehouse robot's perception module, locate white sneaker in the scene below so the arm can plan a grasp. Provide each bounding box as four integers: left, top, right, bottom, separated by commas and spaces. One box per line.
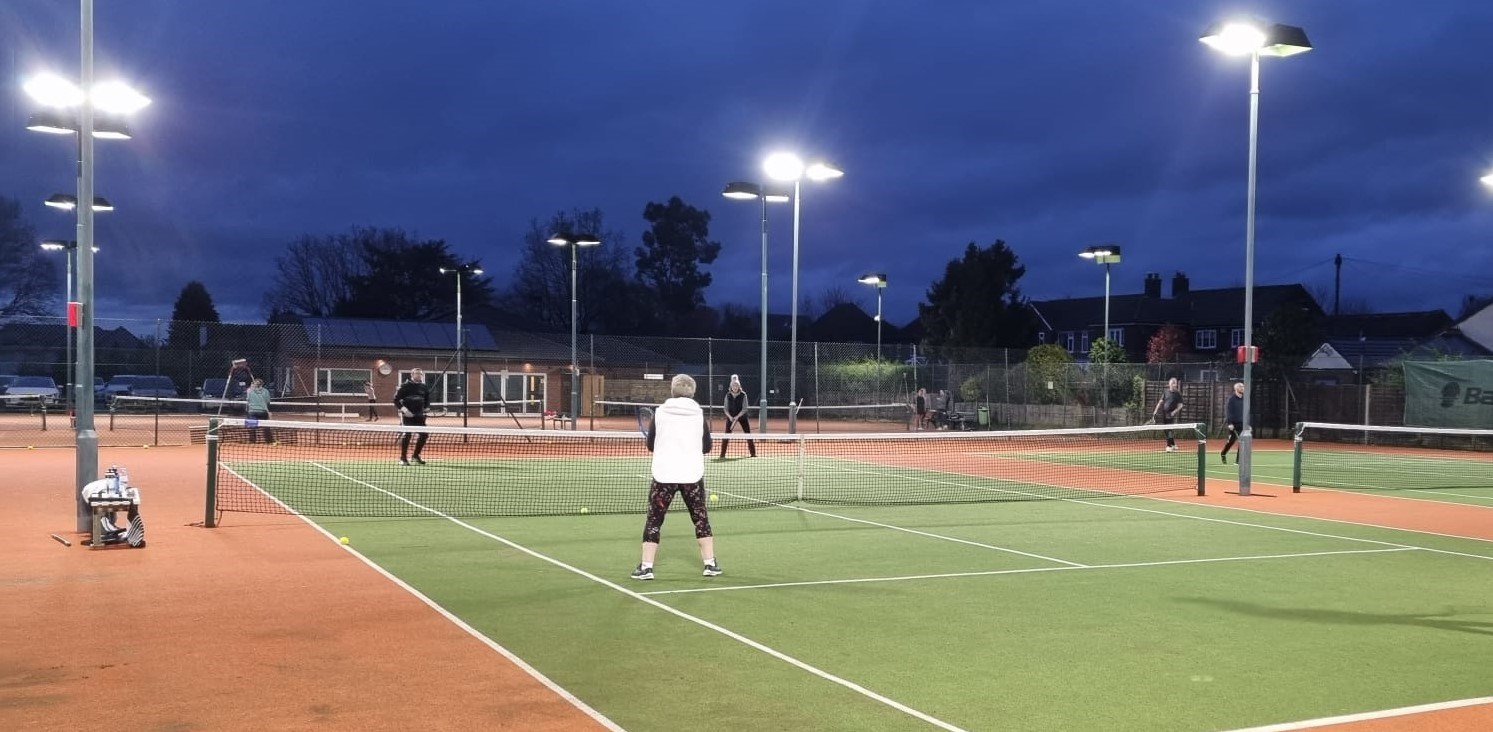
1165, 446, 1176, 453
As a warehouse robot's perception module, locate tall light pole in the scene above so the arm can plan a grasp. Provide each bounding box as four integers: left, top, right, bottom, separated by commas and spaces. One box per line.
439, 264, 482, 427
857, 273, 887, 362
24, 20, 151, 531
722, 181, 790, 433
1201, 19, 1312, 496
1079, 245, 1121, 422
764, 152, 843, 433
547, 232, 601, 429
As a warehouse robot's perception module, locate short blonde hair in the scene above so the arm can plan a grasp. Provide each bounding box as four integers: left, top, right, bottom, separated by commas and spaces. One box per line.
670, 373, 697, 398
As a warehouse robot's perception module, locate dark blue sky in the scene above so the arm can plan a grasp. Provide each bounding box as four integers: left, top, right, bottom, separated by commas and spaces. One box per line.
6, 1, 1493, 328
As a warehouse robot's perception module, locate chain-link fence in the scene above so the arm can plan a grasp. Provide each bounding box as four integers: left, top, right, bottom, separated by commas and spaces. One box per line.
0, 315, 1432, 447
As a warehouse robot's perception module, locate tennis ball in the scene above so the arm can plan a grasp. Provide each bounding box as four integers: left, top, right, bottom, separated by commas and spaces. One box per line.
579, 507, 589, 514
709, 494, 719, 502
339, 536, 350, 545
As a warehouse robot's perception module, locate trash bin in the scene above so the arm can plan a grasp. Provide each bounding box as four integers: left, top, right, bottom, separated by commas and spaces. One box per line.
977, 405, 989, 427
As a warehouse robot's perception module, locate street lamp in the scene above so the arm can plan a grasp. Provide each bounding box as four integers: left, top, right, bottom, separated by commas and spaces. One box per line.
1201, 19, 1312, 496
24, 9, 152, 531
763, 152, 843, 433
1079, 245, 1121, 422
547, 232, 601, 429
856, 273, 887, 362
45, 193, 113, 211
722, 181, 790, 433
438, 264, 483, 427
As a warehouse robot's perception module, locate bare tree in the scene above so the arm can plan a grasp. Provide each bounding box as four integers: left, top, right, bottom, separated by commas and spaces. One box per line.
0, 197, 59, 317
503, 209, 638, 333
261, 230, 367, 317
817, 284, 856, 314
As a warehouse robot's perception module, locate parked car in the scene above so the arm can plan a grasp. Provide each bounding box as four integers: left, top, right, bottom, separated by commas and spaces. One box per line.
4, 376, 61, 406
103, 374, 180, 405
0, 374, 17, 395
198, 377, 249, 412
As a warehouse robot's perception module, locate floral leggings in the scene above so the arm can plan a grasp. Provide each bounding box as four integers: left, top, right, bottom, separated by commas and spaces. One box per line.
642, 479, 713, 543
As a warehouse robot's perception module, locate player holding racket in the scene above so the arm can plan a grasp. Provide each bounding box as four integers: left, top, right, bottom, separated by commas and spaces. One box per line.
1152, 377, 1185, 452
394, 368, 431, 465
718, 374, 756, 458
631, 373, 719, 580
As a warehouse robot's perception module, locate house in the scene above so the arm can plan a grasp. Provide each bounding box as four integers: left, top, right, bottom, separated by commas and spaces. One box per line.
1300, 310, 1482, 383
1028, 272, 1322, 364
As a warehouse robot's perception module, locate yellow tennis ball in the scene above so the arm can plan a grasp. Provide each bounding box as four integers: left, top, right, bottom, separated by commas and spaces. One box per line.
709, 494, 719, 502
339, 536, 350, 545
579, 507, 589, 514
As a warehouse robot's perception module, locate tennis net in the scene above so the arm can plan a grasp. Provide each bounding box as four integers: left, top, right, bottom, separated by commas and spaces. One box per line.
207, 419, 1207, 522
1293, 421, 1493, 493
110, 395, 534, 421
593, 400, 913, 430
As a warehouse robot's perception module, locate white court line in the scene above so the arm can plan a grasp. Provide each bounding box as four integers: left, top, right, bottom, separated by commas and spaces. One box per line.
715, 488, 1087, 568
638, 547, 1414, 596
802, 459, 1493, 562
307, 462, 968, 732
1221, 695, 1493, 732
1306, 482, 1493, 506
219, 464, 624, 732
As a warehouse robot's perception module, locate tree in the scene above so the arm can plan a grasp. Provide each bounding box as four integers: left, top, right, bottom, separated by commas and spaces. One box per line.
1254, 304, 1320, 380
261, 230, 367, 318
338, 232, 494, 320
1027, 343, 1074, 405
167, 281, 221, 348
0, 196, 59, 317
635, 196, 721, 326
1146, 324, 1190, 364
918, 240, 1037, 349
503, 209, 646, 334
1089, 337, 1125, 365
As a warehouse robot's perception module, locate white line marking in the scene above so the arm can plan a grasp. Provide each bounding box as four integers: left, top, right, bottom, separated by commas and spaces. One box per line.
638, 548, 1414, 596
218, 464, 624, 731
1221, 695, 1493, 732
796, 457, 1493, 562
715, 489, 1087, 567
307, 462, 968, 732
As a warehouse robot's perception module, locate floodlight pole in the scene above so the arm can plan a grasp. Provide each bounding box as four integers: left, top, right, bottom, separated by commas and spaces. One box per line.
1102, 260, 1111, 421
569, 243, 580, 429
1237, 49, 1262, 496
788, 178, 801, 433
74, 0, 99, 532
456, 272, 466, 427
758, 194, 770, 434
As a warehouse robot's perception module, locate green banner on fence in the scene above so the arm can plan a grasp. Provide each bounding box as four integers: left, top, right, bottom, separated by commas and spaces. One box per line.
1404, 360, 1493, 428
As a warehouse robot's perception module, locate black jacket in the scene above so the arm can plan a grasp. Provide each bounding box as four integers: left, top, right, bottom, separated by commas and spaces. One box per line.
394, 380, 432, 415
1225, 394, 1244, 424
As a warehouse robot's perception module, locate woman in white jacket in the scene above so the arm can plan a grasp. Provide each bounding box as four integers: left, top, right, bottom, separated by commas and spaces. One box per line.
631, 374, 720, 580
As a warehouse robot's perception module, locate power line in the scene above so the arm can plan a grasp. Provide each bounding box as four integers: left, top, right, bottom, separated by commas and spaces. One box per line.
1341, 256, 1493, 290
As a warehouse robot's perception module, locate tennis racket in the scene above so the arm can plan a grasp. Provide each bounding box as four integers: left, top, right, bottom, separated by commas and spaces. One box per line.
637, 406, 655, 437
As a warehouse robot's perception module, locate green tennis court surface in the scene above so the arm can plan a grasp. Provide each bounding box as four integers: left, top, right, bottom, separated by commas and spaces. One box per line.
210, 420, 1493, 729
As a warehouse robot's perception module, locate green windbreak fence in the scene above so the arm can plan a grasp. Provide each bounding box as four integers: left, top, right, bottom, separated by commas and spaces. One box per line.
1404, 360, 1493, 428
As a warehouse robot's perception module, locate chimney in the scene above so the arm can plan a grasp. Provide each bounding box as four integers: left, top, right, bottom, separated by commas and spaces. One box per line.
1144, 272, 1162, 298
1171, 271, 1189, 298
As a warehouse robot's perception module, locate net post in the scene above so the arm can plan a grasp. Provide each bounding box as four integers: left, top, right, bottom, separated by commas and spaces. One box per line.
1291, 422, 1304, 493
205, 418, 220, 528
1194, 424, 1206, 496
796, 435, 806, 502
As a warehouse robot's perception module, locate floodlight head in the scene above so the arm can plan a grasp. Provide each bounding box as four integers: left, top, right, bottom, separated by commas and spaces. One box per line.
25, 110, 133, 139
92, 81, 152, 114
763, 152, 805, 182
1481, 172, 1493, 187
722, 181, 762, 200
1080, 244, 1122, 264
23, 73, 84, 108
548, 232, 601, 247
471, 267, 484, 275
575, 234, 602, 247
805, 161, 844, 182
546, 233, 571, 246
41, 240, 72, 251
1200, 21, 1311, 57
858, 273, 887, 288
45, 194, 113, 212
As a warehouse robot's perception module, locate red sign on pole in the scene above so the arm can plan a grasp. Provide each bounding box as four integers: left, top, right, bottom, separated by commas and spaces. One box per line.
67, 301, 81, 328
1235, 345, 1261, 363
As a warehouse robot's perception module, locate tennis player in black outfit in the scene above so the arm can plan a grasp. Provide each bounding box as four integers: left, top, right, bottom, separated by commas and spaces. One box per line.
1220, 382, 1245, 463
394, 368, 431, 465
1153, 377, 1185, 452
719, 374, 756, 458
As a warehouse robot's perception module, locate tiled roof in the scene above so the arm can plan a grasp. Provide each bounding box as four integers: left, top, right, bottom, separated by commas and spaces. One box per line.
302, 317, 499, 350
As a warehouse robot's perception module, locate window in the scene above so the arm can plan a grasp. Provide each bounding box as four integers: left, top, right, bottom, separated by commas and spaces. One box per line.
481, 371, 546, 414
1231, 328, 1245, 348
1198, 369, 1218, 383
318, 368, 370, 396
1038, 331, 1047, 343
397, 370, 463, 404
1108, 327, 1124, 346
1194, 329, 1218, 350
1063, 332, 1076, 352
1079, 331, 1090, 353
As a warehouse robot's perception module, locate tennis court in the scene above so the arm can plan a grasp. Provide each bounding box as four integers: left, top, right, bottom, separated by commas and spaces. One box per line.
202, 419, 1493, 731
